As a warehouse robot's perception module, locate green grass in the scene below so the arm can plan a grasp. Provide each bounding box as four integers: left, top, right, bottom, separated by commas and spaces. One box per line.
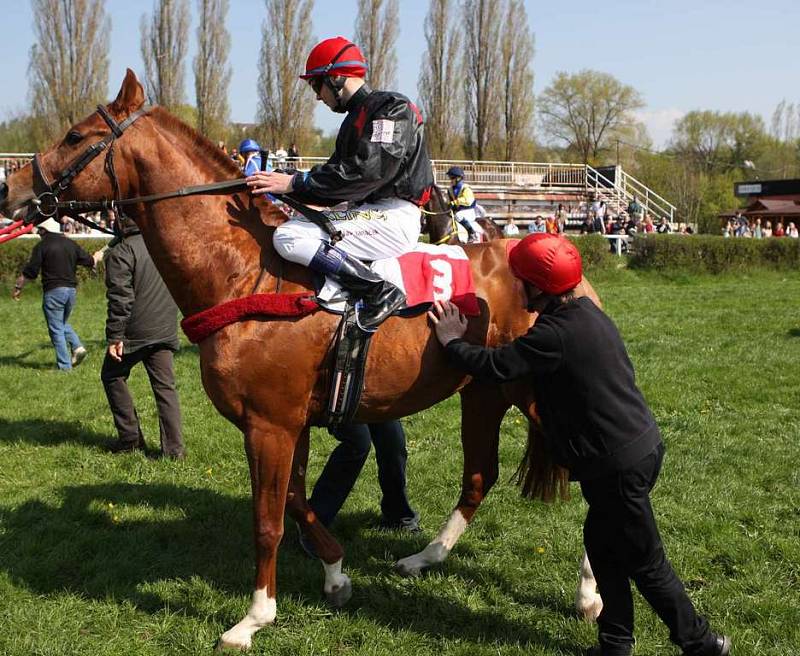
0, 270, 798, 655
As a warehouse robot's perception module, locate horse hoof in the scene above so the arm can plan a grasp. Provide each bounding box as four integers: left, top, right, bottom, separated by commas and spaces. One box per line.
394, 558, 422, 578
215, 636, 250, 652
578, 593, 603, 623
325, 578, 352, 608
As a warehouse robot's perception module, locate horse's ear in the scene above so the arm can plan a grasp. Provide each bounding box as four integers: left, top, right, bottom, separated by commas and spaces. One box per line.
109, 69, 145, 114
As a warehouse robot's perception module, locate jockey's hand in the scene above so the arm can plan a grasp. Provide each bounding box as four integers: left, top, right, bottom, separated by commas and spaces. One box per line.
428, 300, 468, 346
108, 341, 124, 362
246, 171, 294, 196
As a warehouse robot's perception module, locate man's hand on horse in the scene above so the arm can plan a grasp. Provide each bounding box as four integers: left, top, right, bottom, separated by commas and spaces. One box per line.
428, 300, 468, 346
246, 171, 294, 195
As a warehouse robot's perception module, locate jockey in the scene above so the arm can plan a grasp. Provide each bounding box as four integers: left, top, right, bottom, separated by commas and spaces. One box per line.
246, 36, 434, 331
239, 138, 267, 176
446, 166, 483, 243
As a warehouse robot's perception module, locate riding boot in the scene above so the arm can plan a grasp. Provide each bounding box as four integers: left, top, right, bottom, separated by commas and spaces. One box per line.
308, 243, 406, 332
335, 255, 406, 331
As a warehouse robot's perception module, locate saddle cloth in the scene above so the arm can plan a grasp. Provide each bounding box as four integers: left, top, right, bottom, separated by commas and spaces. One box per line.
317, 242, 479, 316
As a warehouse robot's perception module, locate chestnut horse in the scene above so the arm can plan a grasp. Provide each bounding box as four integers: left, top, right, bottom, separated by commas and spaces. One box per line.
0, 71, 602, 649
422, 184, 503, 244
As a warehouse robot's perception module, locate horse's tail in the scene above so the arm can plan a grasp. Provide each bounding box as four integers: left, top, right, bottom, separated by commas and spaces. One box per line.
514, 415, 570, 502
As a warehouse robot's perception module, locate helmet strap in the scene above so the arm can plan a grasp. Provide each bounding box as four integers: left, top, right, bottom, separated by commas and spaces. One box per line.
324, 76, 349, 113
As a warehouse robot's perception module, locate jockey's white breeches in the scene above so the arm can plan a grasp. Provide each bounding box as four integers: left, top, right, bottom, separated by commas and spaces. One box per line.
273, 198, 422, 265
455, 207, 482, 234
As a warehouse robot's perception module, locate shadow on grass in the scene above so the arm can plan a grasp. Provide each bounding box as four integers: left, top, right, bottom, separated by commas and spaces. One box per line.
0, 345, 57, 370
787, 328, 800, 338
0, 418, 108, 448
0, 486, 581, 652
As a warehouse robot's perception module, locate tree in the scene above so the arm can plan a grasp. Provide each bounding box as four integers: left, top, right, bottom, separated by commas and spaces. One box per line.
463, 0, 505, 159
500, 0, 534, 161
140, 0, 190, 110
194, 0, 231, 141
257, 0, 316, 152
354, 0, 399, 90
417, 0, 462, 158
28, 0, 111, 140
538, 70, 644, 164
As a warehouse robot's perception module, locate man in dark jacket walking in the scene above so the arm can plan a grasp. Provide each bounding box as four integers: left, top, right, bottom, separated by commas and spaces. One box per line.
428, 233, 730, 656
101, 217, 184, 458
12, 218, 94, 370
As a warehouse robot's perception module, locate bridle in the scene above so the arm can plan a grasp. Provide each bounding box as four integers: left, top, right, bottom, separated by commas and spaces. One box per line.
28, 104, 150, 228
420, 205, 458, 245
24, 103, 342, 242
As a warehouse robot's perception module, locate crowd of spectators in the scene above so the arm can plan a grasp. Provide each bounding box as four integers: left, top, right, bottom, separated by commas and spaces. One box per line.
724, 211, 798, 239
217, 140, 300, 171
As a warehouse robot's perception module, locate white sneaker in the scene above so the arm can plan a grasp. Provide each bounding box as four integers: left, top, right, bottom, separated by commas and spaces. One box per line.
71, 346, 87, 367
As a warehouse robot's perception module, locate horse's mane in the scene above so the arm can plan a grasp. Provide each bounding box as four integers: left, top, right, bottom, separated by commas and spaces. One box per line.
149, 107, 243, 180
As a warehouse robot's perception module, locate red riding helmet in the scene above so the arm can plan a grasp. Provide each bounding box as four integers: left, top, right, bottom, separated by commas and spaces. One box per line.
509, 233, 583, 295
300, 37, 368, 80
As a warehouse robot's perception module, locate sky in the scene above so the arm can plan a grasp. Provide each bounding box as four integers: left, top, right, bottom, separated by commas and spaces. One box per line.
1, 0, 799, 149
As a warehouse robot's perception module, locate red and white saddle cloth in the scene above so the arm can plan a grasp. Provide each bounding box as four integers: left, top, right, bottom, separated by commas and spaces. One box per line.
318, 242, 479, 315
181, 243, 479, 344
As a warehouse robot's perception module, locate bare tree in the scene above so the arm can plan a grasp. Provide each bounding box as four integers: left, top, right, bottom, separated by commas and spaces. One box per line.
194, 0, 231, 140
354, 0, 399, 90
500, 0, 534, 161
258, 0, 316, 152
463, 0, 504, 159
28, 0, 111, 138
418, 0, 462, 158
140, 0, 190, 110
538, 70, 644, 164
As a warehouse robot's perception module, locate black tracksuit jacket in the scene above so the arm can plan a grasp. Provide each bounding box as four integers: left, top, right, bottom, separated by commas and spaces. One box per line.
290, 85, 434, 207
445, 297, 662, 480
22, 232, 93, 291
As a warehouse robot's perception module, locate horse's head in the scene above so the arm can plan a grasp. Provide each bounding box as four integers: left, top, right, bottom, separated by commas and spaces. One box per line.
0, 69, 147, 222
421, 184, 458, 244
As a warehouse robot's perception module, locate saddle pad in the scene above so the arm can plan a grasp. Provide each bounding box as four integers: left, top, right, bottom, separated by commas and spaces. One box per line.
317, 243, 479, 316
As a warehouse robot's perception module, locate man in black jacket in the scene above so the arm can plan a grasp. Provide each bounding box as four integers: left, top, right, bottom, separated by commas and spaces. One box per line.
12, 218, 94, 370
427, 233, 730, 656
101, 217, 184, 458
246, 36, 434, 332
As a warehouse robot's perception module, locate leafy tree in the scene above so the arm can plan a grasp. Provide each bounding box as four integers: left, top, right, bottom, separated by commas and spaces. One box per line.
28, 0, 111, 140
500, 0, 534, 161
538, 69, 644, 164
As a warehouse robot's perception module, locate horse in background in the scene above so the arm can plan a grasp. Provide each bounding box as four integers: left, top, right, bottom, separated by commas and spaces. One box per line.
0, 70, 603, 650
422, 184, 503, 244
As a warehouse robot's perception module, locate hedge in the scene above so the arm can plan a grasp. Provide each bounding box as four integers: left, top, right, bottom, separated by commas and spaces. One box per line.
629, 234, 800, 273
567, 234, 617, 270
0, 238, 108, 282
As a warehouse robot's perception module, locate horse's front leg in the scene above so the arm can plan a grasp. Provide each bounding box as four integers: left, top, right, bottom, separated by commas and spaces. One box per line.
285, 426, 352, 608
396, 381, 509, 576
218, 415, 297, 651
576, 550, 602, 621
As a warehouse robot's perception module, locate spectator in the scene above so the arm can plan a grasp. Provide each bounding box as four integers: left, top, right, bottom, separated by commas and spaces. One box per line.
787, 222, 799, 238
299, 420, 420, 557
217, 140, 228, 154
762, 220, 773, 238
593, 203, 606, 234
12, 218, 94, 370
230, 148, 243, 168
428, 235, 732, 656
656, 217, 672, 234
503, 218, 520, 237
545, 214, 560, 235
274, 146, 288, 168
579, 215, 594, 235
752, 218, 763, 239
239, 139, 264, 176
556, 203, 568, 233
101, 216, 185, 458
287, 142, 300, 163
643, 216, 655, 233
530, 216, 547, 234
626, 195, 643, 223
773, 221, 785, 237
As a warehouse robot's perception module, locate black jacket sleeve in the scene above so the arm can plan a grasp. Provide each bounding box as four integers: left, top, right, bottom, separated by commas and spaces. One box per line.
21, 242, 43, 280
444, 322, 563, 383
105, 242, 135, 343
73, 241, 94, 269
292, 101, 411, 203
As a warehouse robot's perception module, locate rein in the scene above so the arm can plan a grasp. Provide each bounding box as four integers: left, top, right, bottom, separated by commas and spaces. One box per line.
420, 206, 458, 245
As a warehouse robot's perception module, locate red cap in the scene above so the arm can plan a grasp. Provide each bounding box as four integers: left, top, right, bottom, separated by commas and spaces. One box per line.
509, 233, 582, 294
300, 37, 368, 80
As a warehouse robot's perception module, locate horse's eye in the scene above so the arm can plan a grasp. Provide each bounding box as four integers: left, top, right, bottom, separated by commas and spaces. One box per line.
65, 131, 84, 145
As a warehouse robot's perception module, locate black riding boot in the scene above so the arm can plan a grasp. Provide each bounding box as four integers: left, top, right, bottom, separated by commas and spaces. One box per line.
336, 256, 406, 332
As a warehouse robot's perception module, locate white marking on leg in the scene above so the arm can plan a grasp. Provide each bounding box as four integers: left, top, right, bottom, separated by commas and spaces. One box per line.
396, 509, 468, 576
322, 558, 351, 595
218, 588, 276, 650
575, 551, 603, 622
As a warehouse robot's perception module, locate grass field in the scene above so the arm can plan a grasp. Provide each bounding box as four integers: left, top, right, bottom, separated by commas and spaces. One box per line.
0, 269, 798, 655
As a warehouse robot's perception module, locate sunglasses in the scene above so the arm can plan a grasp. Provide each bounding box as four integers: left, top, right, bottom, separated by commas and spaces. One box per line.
308, 77, 324, 94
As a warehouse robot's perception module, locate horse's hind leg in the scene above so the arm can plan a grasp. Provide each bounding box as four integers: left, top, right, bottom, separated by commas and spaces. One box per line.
218, 415, 297, 651
284, 426, 352, 608
396, 380, 509, 576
